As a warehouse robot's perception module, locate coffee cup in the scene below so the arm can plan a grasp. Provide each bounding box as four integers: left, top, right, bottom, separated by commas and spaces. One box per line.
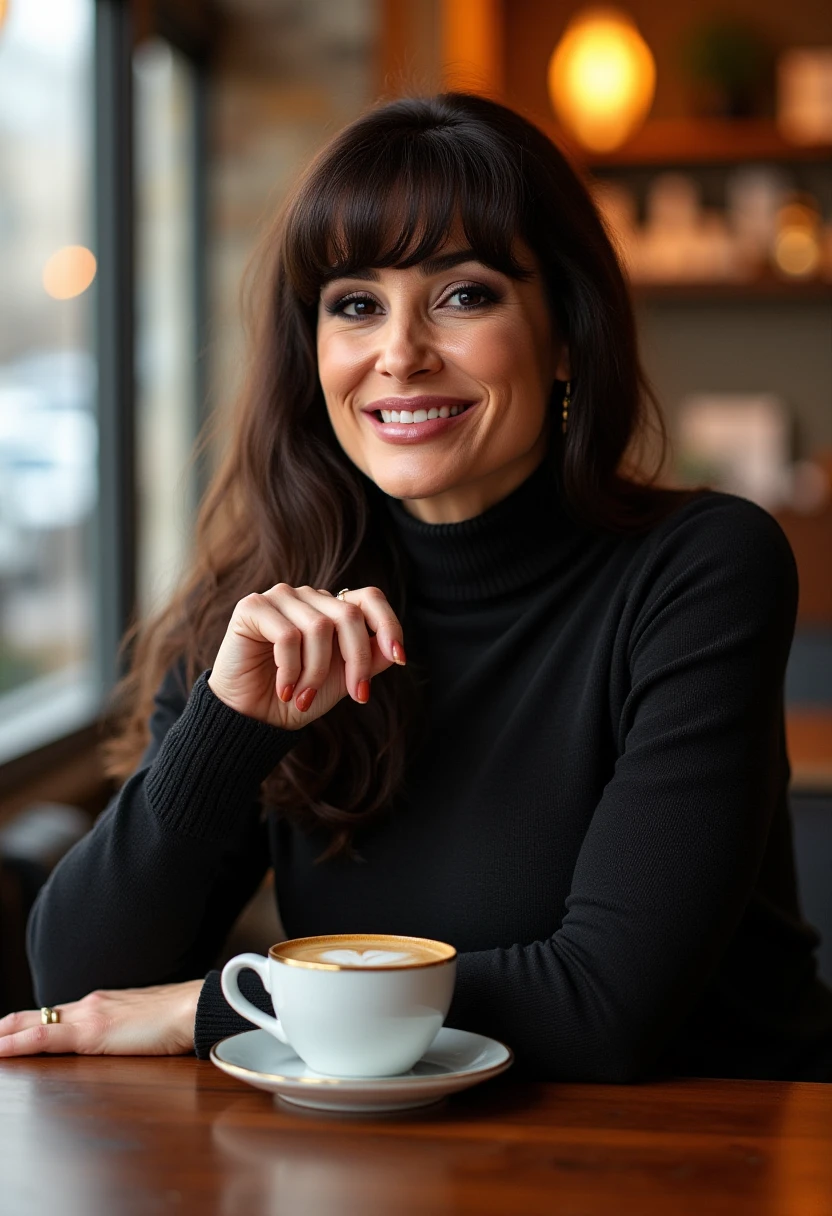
220, 933, 457, 1078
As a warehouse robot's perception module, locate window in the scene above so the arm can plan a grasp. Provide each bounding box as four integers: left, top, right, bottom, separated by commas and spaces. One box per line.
0, 0, 98, 764
134, 38, 200, 617
0, 3, 207, 775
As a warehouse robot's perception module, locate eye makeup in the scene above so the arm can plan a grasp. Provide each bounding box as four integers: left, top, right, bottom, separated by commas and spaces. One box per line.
321, 277, 503, 320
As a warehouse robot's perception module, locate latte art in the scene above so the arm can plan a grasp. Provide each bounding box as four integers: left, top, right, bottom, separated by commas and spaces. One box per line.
271, 933, 456, 970
318, 949, 419, 967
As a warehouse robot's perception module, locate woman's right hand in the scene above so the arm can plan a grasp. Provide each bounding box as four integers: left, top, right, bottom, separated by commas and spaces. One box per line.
207, 584, 406, 730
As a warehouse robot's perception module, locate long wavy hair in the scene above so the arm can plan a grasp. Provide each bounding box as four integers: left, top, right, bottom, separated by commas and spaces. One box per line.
104, 91, 687, 862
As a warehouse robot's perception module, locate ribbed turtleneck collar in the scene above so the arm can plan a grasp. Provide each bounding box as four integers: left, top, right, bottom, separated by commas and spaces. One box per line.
371, 455, 581, 606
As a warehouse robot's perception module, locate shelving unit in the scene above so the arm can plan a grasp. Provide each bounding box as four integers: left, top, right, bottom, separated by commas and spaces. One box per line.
632, 278, 832, 304
552, 115, 832, 627
553, 118, 832, 303
553, 118, 832, 169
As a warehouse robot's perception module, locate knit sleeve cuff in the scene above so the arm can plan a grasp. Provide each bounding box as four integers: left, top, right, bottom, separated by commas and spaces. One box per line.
145, 670, 306, 842
194, 967, 273, 1059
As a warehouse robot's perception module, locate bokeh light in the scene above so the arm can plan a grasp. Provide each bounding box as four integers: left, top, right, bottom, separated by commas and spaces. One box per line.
773, 201, 822, 278
548, 7, 656, 153
42, 244, 97, 299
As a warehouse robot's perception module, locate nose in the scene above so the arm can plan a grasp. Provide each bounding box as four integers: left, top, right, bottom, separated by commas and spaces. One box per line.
374, 310, 442, 382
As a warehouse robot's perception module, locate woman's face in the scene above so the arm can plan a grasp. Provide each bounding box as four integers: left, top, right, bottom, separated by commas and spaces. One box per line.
316, 233, 570, 524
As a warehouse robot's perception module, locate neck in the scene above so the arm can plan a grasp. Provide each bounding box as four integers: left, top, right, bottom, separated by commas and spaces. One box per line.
374, 450, 586, 606
395, 428, 552, 526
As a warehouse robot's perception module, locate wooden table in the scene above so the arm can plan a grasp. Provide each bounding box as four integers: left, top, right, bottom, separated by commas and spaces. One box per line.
1, 1058, 831, 1215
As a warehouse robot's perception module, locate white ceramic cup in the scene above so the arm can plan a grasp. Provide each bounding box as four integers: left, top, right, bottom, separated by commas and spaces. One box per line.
221, 933, 458, 1078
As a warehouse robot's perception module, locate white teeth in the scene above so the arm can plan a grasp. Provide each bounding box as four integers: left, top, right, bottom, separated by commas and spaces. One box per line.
377, 404, 468, 425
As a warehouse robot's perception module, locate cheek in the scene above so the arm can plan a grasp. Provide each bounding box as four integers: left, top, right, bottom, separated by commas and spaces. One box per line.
316, 333, 368, 400
459, 317, 548, 394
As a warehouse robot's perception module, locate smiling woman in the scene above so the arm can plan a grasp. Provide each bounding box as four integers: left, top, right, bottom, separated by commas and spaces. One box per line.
10, 93, 832, 1085
316, 240, 568, 522
100, 88, 677, 862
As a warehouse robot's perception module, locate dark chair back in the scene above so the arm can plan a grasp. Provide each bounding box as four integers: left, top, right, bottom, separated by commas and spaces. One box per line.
790, 791, 832, 987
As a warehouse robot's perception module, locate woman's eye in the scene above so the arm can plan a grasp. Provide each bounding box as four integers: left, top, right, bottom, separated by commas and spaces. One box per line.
445, 285, 495, 309
325, 283, 497, 318
333, 295, 380, 318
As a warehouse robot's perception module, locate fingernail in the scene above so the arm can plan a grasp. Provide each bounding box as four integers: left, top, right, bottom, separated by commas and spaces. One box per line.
296, 687, 316, 712
391, 640, 406, 665
280, 684, 295, 702
357, 679, 371, 703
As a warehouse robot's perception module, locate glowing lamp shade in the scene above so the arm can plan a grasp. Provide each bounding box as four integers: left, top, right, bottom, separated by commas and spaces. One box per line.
773, 202, 822, 279
548, 8, 656, 153
42, 245, 97, 300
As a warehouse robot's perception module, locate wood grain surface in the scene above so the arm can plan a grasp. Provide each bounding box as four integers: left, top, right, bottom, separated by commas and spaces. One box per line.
1, 1057, 831, 1215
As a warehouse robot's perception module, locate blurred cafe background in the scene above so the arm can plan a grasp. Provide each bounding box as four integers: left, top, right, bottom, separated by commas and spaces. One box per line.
0, 0, 830, 1016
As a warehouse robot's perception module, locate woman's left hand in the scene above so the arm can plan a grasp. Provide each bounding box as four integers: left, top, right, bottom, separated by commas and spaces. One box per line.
0, 979, 203, 1057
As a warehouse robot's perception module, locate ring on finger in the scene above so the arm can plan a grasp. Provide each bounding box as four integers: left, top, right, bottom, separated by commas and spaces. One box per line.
41, 1007, 61, 1025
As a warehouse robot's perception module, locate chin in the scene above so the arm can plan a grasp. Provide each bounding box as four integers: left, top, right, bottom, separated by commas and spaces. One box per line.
366, 464, 456, 504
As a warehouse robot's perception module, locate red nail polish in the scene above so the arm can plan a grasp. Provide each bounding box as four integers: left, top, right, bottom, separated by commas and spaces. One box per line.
391, 640, 406, 665
357, 679, 371, 703
280, 684, 295, 702
296, 687, 316, 712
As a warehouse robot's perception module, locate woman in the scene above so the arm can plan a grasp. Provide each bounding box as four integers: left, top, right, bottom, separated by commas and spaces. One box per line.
3, 92, 831, 1081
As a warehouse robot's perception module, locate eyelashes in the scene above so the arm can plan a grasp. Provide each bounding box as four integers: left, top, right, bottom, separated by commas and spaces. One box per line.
323, 293, 377, 319
324, 282, 500, 319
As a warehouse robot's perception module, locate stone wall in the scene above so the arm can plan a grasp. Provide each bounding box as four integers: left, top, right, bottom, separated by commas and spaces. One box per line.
206, 0, 380, 435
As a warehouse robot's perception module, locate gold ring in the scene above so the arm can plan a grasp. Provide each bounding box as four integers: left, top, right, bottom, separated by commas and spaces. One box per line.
41, 1006, 60, 1025
335, 588, 350, 600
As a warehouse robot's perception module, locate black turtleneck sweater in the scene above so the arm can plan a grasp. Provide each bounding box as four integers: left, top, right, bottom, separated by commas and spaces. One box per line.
27, 460, 832, 1081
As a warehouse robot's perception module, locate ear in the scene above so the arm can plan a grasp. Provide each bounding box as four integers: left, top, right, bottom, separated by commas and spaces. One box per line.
554, 346, 571, 382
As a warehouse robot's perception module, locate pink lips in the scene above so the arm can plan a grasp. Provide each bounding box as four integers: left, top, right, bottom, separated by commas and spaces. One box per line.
362, 397, 479, 444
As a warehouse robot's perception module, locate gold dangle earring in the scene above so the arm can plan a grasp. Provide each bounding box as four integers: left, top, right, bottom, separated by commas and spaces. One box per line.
561, 380, 571, 434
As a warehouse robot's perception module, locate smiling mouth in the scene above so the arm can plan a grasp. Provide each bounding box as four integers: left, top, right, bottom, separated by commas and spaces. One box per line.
374, 402, 474, 423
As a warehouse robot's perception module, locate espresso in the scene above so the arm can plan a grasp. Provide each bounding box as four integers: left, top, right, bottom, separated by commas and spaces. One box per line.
271, 933, 455, 969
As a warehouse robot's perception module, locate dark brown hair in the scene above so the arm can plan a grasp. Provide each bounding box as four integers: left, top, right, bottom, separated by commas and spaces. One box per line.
104, 91, 685, 861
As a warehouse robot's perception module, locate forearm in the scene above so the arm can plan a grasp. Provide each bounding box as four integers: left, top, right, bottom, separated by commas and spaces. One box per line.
28, 794, 242, 1003
444, 717, 789, 1083
28, 673, 302, 1004
446, 941, 657, 1084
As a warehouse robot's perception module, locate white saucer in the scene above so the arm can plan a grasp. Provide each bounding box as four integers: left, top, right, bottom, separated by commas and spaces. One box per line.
210, 1027, 514, 1113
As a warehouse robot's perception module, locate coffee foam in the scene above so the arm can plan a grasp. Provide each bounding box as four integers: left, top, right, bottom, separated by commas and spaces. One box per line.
315, 948, 420, 967
271, 934, 455, 969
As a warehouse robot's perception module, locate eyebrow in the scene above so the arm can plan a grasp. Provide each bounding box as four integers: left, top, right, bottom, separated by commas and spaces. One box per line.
320, 248, 488, 287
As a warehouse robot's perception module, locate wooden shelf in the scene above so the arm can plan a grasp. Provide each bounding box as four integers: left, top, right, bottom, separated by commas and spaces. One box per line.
550, 118, 832, 168
632, 277, 832, 303
787, 710, 832, 792
775, 507, 832, 627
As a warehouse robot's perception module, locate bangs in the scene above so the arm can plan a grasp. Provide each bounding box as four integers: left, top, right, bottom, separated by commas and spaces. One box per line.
284, 119, 534, 303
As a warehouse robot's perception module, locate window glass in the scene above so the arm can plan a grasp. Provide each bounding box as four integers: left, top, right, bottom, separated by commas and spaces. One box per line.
134, 38, 198, 618
0, 0, 98, 763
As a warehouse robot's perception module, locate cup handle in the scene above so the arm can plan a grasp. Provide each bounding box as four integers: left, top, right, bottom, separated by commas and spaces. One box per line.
220, 952, 290, 1044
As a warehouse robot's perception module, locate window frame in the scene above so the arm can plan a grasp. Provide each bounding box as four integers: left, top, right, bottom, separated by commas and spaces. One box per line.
0, 0, 211, 799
